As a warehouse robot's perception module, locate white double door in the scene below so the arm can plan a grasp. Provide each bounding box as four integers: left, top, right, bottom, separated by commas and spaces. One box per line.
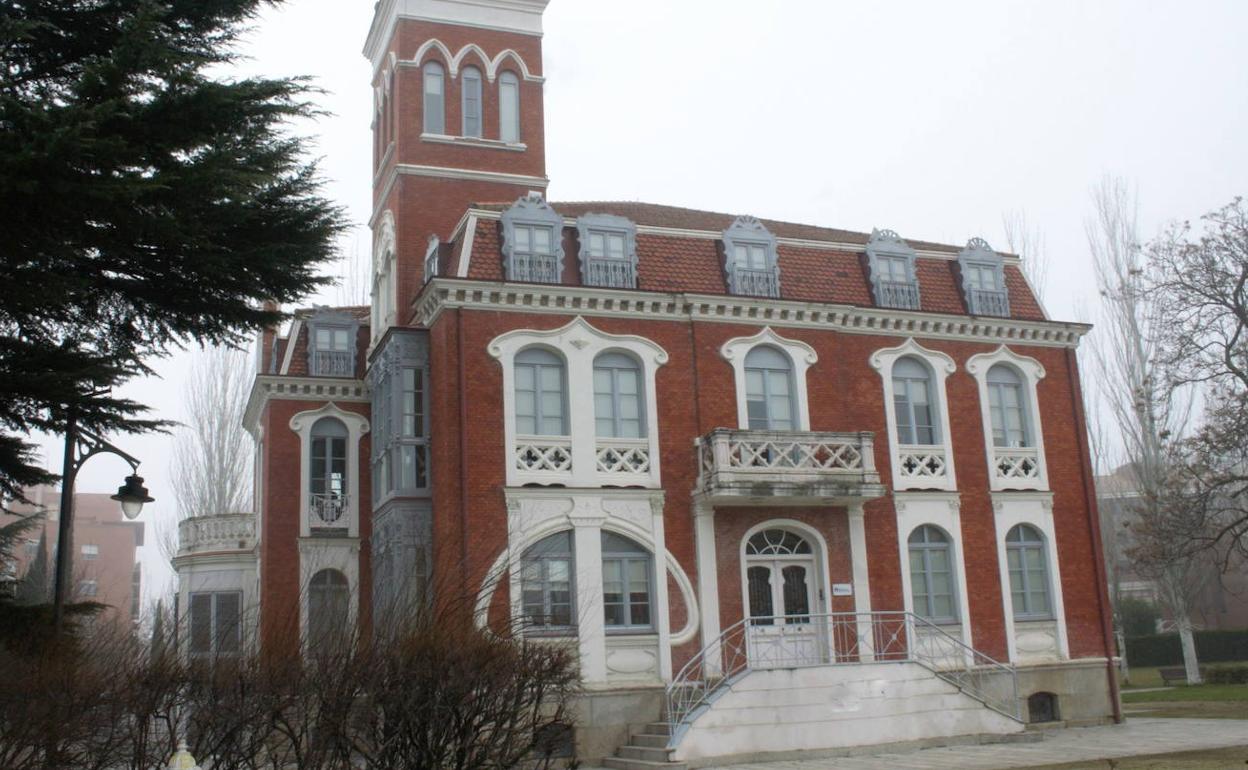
745, 556, 827, 668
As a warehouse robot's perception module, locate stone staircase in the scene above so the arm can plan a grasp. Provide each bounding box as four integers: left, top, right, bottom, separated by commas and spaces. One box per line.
602, 719, 685, 770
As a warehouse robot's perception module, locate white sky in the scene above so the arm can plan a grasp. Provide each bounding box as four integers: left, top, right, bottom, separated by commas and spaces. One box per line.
35, 0, 1248, 604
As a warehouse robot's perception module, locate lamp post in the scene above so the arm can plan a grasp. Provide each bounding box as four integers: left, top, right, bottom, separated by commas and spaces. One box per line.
52, 410, 154, 635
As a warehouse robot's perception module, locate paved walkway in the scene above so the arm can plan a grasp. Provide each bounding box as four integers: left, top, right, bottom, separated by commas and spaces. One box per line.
702, 719, 1248, 770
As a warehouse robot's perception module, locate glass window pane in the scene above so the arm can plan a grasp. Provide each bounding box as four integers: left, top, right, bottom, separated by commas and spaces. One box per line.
747, 567, 774, 621
608, 234, 625, 259
190, 594, 212, 653
534, 227, 552, 252
515, 226, 531, 251
590, 232, 605, 257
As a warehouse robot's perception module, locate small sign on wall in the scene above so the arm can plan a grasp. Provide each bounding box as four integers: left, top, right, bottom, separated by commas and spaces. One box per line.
831, 583, 853, 597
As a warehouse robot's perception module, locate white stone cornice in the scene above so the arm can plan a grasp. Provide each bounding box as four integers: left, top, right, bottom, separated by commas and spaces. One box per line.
243, 375, 370, 435
364, 0, 548, 74
415, 278, 1091, 349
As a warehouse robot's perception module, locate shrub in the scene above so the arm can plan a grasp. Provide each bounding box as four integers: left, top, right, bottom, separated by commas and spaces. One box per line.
1117, 597, 1160, 638
1205, 665, 1248, 684
1125, 629, 1248, 667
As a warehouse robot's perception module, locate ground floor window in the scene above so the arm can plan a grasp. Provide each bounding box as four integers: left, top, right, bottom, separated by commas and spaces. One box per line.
601, 531, 652, 630
308, 569, 350, 648
522, 532, 575, 630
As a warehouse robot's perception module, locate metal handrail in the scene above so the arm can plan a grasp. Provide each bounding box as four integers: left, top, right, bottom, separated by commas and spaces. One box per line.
665, 611, 1020, 741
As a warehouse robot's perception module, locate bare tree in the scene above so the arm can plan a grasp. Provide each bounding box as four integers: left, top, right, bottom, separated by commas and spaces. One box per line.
333, 231, 370, 308
1084, 175, 1202, 683
164, 346, 255, 563
1002, 209, 1049, 305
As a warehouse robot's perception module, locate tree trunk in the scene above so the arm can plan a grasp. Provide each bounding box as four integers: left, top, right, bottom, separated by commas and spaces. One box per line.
1177, 614, 1202, 684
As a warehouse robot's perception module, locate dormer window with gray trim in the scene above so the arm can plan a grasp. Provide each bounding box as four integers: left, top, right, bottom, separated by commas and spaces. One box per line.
501, 193, 564, 284
306, 308, 360, 378
722, 216, 780, 298
576, 214, 638, 289
957, 238, 1010, 317
866, 229, 921, 310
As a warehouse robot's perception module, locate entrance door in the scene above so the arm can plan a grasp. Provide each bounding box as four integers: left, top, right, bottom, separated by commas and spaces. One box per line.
743, 529, 825, 668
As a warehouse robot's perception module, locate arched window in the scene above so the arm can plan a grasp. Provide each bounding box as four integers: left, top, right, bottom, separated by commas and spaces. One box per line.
601, 531, 652, 629
893, 356, 938, 445
744, 528, 815, 625
422, 61, 445, 134
1006, 524, 1051, 619
310, 418, 348, 524
908, 525, 957, 623
521, 531, 574, 630
744, 346, 795, 431
499, 71, 520, 143
308, 569, 350, 647
594, 352, 644, 438
987, 364, 1030, 447
461, 65, 482, 137
514, 348, 567, 436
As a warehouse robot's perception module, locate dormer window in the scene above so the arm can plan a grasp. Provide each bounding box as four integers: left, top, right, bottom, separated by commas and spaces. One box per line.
306, 309, 360, 378
866, 229, 920, 310
722, 216, 780, 298
576, 214, 638, 289
501, 194, 565, 284
957, 238, 1010, 317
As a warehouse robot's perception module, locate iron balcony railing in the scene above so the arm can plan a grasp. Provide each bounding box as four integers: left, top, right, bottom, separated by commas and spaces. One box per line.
666, 611, 1021, 743
507, 253, 561, 284
728, 266, 780, 298
968, 287, 1010, 317
583, 257, 637, 289
877, 280, 921, 310
309, 492, 349, 529
309, 349, 354, 378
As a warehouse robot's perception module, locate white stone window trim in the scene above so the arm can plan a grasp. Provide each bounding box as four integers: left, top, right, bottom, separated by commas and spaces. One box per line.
721, 327, 816, 431
869, 338, 958, 491
289, 403, 370, 538
371, 209, 397, 342
991, 491, 1069, 662
488, 316, 668, 488
966, 345, 1049, 491
298, 540, 360, 656
473, 489, 698, 685
893, 492, 974, 644
737, 519, 835, 619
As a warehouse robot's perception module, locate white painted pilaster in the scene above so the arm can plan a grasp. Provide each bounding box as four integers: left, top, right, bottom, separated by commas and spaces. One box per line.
650, 496, 673, 681
847, 503, 875, 661
571, 509, 607, 684
693, 497, 721, 676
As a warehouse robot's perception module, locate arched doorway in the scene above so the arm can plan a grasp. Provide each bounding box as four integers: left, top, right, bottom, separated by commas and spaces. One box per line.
742, 527, 826, 667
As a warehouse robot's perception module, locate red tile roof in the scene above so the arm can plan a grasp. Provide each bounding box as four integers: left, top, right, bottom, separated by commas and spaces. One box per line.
458, 201, 1047, 322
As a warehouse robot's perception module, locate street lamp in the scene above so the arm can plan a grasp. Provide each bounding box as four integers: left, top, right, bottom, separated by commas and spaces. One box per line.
52, 418, 154, 635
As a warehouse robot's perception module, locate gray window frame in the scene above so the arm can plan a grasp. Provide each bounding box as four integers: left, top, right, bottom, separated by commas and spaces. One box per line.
1006, 524, 1053, 620
499, 70, 520, 143
521, 531, 577, 633
593, 351, 645, 438
189, 590, 242, 657
866, 228, 921, 310
987, 364, 1031, 447
722, 216, 780, 298
601, 531, 654, 632
422, 61, 445, 135
501, 194, 565, 284
908, 525, 959, 624
893, 356, 939, 445
461, 65, 483, 138
744, 345, 796, 431
515, 347, 568, 437
575, 213, 639, 289
368, 331, 431, 503
957, 238, 1011, 316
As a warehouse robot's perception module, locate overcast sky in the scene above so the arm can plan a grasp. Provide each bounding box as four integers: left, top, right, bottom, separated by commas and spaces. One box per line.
37, 0, 1248, 602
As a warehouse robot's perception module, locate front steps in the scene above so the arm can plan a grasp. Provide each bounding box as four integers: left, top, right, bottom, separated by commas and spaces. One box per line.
602, 721, 686, 770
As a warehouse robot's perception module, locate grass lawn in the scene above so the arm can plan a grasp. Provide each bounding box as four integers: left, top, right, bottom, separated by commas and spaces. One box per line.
1018, 746, 1248, 769
1116, 663, 1248, 719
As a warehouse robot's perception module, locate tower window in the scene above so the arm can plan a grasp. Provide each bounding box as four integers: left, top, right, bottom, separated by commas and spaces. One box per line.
499, 71, 520, 143
423, 61, 445, 135
462, 66, 482, 138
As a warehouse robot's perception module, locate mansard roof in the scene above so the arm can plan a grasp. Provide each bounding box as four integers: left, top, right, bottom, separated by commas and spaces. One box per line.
447, 200, 1047, 322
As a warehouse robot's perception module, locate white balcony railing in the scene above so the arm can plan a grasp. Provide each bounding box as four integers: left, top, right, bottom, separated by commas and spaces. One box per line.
584, 257, 637, 289
309, 349, 354, 378
992, 446, 1042, 485
728, 266, 780, 298
968, 288, 1010, 317
696, 429, 882, 502
877, 280, 921, 310
309, 492, 349, 529
897, 444, 949, 480
177, 513, 257, 556
508, 253, 561, 284
595, 437, 651, 475
515, 435, 573, 475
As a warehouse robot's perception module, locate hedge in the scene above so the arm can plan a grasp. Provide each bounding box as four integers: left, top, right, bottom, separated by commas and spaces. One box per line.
1125, 630, 1248, 667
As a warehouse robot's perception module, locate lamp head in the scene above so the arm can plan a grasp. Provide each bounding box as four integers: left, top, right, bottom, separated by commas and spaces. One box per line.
111, 474, 154, 520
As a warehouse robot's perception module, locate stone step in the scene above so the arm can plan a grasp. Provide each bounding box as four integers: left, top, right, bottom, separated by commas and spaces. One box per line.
619, 745, 673, 762
640, 721, 671, 737
602, 757, 687, 770
629, 733, 671, 749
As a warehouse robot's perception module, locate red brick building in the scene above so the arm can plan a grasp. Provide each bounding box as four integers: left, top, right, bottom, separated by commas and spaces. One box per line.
238, 0, 1118, 763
